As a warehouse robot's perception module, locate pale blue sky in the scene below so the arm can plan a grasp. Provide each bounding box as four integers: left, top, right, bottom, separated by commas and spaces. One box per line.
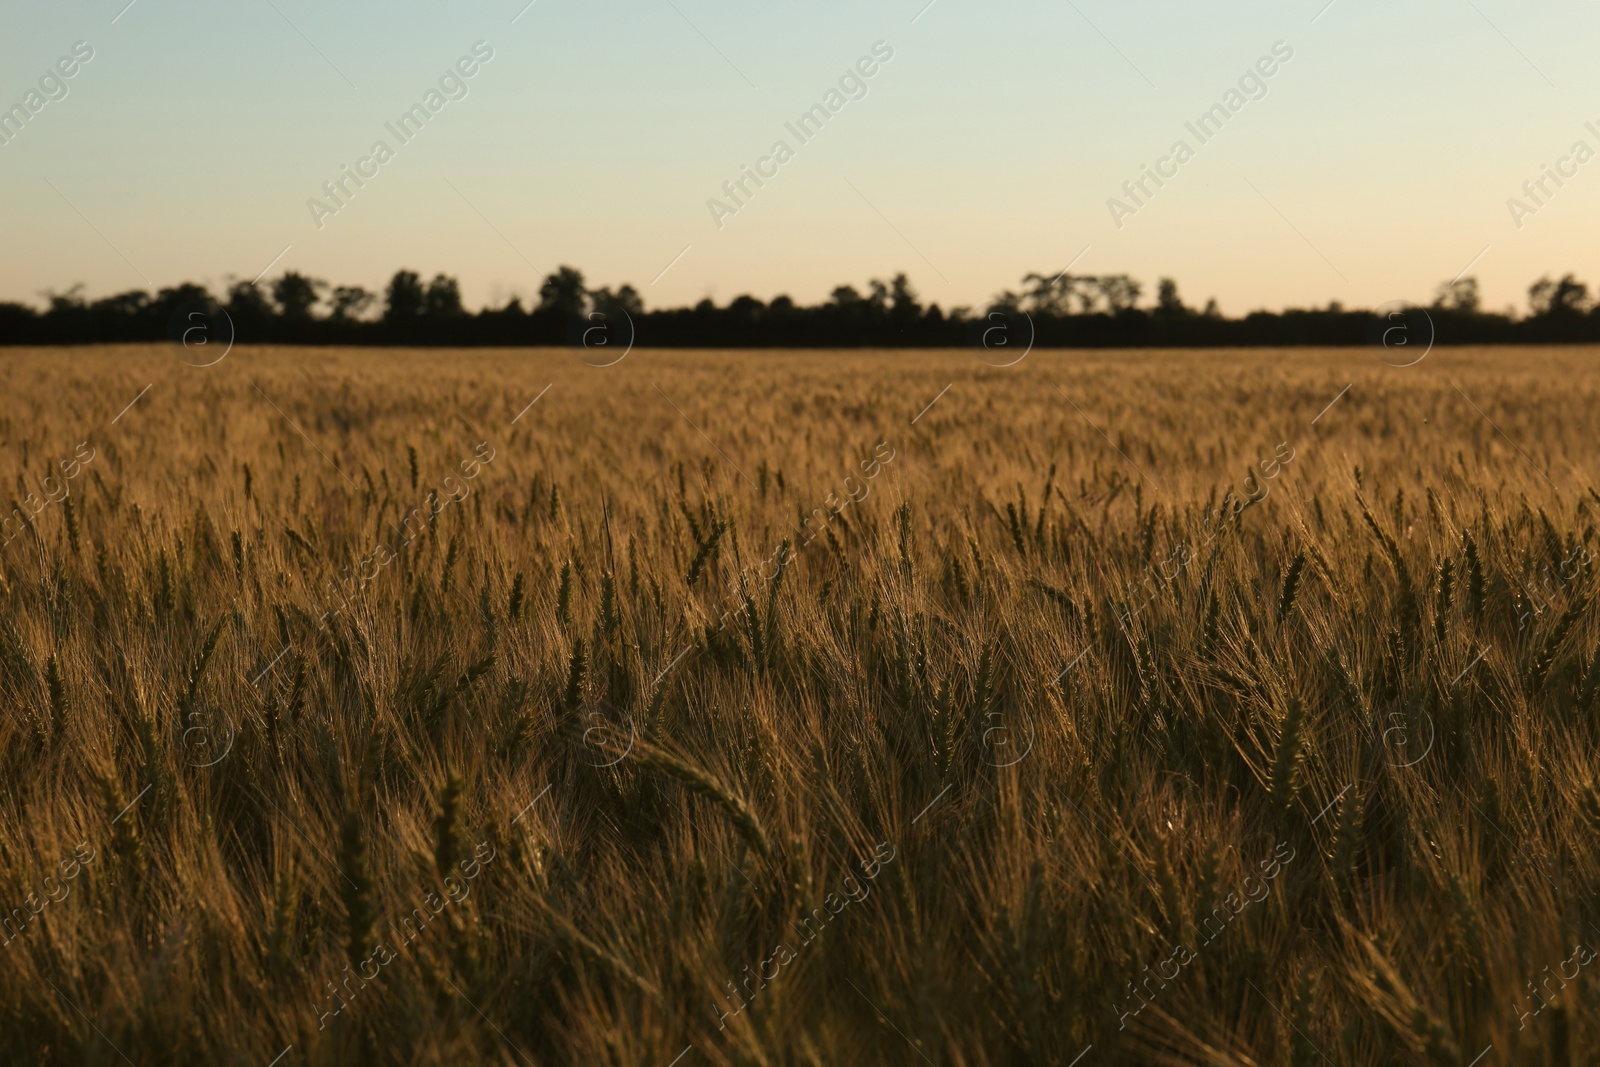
2, 0, 1596, 316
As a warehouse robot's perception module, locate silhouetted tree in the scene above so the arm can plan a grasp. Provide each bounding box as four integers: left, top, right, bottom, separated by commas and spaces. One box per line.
272, 272, 325, 321
384, 271, 425, 322
329, 286, 375, 322
424, 274, 464, 318
44, 285, 87, 316
1156, 278, 1189, 317
1433, 277, 1481, 312
727, 295, 765, 321
1017, 273, 1068, 315
1067, 276, 1100, 314
151, 283, 213, 321
539, 267, 587, 319
589, 284, 642, 317
1529, 274, 1590, 318
12, 263, 1600, 348
988, 287, 1024, 314
95, 290, 150, 314
867, 278, 890, 315
1097, 275, 1142, 313
226, 280, 274, 330
888, 273, 920, 323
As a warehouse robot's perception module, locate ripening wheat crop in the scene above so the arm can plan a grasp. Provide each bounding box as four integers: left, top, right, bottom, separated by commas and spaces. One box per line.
1, 343, 1598, 1066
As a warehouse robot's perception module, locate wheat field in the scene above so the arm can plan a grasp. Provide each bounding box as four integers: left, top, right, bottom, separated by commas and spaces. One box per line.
1, 343, 1598, 1066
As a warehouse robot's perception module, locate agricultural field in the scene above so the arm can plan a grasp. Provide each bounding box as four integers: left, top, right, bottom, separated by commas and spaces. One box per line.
1, 343, 1598, 1066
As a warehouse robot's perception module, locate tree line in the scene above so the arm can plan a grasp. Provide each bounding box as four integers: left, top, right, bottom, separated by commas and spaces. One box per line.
3, 266, 1599, 347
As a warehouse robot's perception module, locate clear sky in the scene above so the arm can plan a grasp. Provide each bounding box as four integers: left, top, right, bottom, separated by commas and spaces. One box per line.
2, 0, 1596, 317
